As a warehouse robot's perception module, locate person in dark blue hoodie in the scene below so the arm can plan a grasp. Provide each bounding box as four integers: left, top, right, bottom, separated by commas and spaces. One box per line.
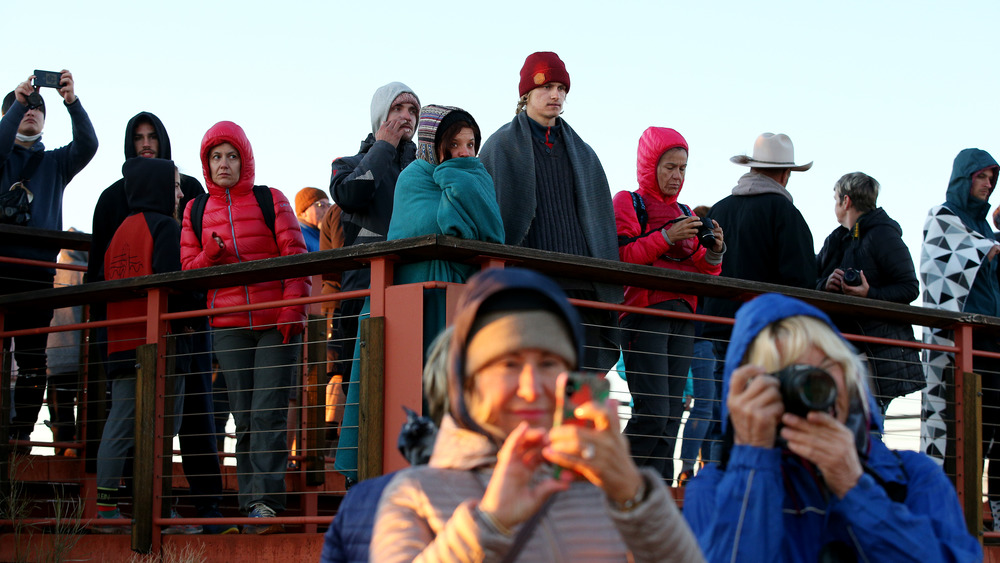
684, 293, 980, 562
2, 71, 98, 442
920, 148, 1000, 528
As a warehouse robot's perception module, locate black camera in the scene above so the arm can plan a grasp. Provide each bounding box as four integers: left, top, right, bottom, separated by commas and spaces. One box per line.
696, 218, 716, 249
775, 364, 837, 417
842, 268, 862, 287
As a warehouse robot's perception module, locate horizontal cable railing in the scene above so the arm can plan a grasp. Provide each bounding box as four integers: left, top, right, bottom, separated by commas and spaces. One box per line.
1, 228, 997, 551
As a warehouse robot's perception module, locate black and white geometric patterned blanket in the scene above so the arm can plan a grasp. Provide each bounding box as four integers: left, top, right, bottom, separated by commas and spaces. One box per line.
920, 204, 994, 464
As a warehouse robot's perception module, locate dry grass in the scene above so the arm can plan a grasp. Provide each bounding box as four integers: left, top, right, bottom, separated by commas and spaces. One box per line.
126, 542, 207, 563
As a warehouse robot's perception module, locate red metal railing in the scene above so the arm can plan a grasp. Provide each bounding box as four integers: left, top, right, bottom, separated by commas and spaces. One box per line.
1, 231, 996, 554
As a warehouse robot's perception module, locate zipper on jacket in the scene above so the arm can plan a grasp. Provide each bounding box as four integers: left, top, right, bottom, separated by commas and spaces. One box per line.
225, 190, 254, 327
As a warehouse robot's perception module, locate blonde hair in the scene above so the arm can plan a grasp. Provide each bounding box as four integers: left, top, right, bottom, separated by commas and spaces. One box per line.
423, 326, 453, 427
745, 315, 869, 419
515, 94, 529, 115
514, 90, 567, 117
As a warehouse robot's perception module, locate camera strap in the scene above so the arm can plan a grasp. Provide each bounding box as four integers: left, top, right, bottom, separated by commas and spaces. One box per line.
861, 452, 909, 503
617, 192, 702, 260
3, 150, 44, 189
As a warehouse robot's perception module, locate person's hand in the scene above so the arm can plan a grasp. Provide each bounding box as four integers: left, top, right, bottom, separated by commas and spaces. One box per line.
14, 77, 33, 105
779, 411, 863, 498
278, 322, 303, 344
206, 232, 227, 261
479, 422, 570, 530
727, 365, 784, 448
683, 395, 693, 411
57, 70, 76, 104
710, 219, 724, 252
544, 399, 644, 506
840, 270, 870, 298
374, 118, 410, 146
662, 216, 701, 245
276, 307, 305, 344
824, 269, 844, 293
988, 244, 1000, 262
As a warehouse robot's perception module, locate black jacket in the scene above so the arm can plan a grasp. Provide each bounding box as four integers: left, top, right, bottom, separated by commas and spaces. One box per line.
702, 187, 815, 337
105, 158, 197, 374
815, 207, 924, 405
88, 112, 205, 285
329, 134, 416, 291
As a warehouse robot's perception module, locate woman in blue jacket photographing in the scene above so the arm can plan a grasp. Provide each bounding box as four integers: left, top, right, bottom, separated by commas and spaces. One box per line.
683, 293, 980, 562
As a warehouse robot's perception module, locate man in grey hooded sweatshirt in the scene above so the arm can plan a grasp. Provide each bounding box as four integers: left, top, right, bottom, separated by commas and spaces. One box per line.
326, 82, 420, 402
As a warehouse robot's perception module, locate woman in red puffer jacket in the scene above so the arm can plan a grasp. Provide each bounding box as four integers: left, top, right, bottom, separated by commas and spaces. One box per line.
612, 127, 724, 484
181, 120, 309, 532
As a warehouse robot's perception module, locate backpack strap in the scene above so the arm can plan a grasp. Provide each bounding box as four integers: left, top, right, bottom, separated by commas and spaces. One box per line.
191, 187, 278, 249
631, 191, 648, 234
190, 193, 209, 247
252, 185, 277, 239
618, 191, 656, 247
18, 151, 45, 185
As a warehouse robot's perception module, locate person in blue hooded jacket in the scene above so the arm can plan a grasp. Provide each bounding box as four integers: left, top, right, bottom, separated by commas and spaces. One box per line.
920, 148, 1000, 527
683, 293, 981, 562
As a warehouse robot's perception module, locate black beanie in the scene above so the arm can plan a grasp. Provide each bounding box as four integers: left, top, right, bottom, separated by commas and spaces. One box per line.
2, 91, 45, 116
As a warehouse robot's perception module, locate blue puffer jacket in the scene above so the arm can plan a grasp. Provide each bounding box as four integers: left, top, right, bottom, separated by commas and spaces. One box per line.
683, 294, 982, 562
320, 472, 396, 563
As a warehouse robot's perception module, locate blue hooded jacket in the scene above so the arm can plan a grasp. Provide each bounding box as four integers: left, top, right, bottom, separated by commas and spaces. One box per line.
943, 148, 1000, 316
683, 294, 981, 562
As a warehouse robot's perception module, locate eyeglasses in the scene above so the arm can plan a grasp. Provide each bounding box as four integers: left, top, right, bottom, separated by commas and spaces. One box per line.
312, 200, 332, 209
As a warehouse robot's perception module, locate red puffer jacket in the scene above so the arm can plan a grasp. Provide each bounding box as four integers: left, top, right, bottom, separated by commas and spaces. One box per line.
613, 127, 721, 318
180, 121, 310, 331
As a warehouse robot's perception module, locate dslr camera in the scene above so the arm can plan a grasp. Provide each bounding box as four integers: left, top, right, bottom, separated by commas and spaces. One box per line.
696, 217, 716, 249
774, 364, 837, 417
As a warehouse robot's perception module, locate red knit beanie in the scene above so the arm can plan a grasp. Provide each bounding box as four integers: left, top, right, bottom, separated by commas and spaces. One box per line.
518, 52, 570, 98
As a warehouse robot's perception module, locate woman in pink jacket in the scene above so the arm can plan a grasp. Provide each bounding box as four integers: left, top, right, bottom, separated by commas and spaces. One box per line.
613, 127, 724, 483
180, 121, 310, 534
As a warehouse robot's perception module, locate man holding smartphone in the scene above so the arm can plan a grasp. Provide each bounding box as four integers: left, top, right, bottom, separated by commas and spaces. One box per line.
1, 70, 97, 447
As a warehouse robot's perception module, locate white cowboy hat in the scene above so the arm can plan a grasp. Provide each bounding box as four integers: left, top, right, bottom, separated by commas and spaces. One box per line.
730, 132, 812, 171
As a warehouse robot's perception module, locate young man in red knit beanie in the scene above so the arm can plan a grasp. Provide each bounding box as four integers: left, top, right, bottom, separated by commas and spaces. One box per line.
479, 52, 622, 373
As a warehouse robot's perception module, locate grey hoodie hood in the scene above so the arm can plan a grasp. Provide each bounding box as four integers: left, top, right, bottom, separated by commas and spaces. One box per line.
369, 81, 419, 136
731, 171, 794, 203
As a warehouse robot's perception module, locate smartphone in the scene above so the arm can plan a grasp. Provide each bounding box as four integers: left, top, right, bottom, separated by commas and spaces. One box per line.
553, 371, 611, 428
552, 372, 610, 479
33, 70, 63, 89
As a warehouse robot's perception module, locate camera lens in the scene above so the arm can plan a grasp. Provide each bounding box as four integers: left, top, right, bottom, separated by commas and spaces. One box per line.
843, 268, 861, 287
27, 92, 44, 110
775, 364, 838, 417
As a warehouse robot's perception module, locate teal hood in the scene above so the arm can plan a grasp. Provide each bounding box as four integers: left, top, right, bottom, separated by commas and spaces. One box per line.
945, 148, 998, 234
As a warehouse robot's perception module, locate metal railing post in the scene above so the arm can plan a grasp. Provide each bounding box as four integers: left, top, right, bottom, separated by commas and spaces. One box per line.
132, 288, 170, 554
953, 324, 983, 539
0, 309, 11, 500
358, 316, 385, 481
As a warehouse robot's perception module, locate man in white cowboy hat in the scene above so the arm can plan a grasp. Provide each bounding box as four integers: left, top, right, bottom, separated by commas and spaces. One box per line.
700, 132, 816, 459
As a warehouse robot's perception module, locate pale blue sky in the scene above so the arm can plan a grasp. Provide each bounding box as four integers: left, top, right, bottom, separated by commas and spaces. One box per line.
4, 0, 999, 269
